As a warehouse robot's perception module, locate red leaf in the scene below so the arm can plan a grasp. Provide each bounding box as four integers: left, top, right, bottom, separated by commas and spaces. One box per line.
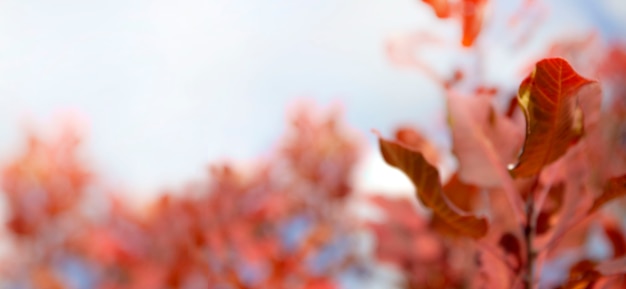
498, 232, 522, 272
431, 175, 479, 238
559, 260, 601, 289
590, 175, 626, 213
442, 174, 479, 212
510, 58, 597, 178
602, 217, 626, 258
461, 0, 487, 47
421, 0, 452, 18
378, 135, 488, 238
596, 256, 626, 276
394, 126, 440, 165
448, 92, 524, 187
535, 183, 564, 236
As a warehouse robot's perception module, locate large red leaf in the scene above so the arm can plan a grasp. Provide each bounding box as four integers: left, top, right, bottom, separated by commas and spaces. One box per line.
509, 58, 597, 178
378, 136, 488, 238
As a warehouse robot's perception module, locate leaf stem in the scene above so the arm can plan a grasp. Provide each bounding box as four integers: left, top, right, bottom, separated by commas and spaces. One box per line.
524, 178, 539, 289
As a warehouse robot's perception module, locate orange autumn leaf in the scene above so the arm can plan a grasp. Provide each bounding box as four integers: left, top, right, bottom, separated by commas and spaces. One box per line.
510, 58, 597, 178
378, 136, 488, 239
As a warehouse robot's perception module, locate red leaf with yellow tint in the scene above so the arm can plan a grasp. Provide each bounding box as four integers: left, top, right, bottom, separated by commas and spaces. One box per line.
510, 58, 597, 178
378, 136, 488, 239
589, 175, 626, 213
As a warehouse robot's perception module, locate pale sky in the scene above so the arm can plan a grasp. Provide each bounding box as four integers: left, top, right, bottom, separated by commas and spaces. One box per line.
0, 0, 623, 199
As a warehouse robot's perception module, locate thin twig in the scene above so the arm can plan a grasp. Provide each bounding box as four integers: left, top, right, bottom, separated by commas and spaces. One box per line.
523, 177, 539, 289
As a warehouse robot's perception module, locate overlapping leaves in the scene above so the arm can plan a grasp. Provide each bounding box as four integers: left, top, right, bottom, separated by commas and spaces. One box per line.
378, 135, 488, 238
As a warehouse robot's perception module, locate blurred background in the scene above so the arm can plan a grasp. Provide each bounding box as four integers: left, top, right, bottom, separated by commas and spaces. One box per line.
0, 0, 625, 288
2, 0, 623, 197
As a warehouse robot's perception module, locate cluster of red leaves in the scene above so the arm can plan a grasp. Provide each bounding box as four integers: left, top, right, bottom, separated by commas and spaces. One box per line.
367, 195, 472, 289
0, 106, 364, 289
379, 57, 626, 289
1, 129, 90, 237
378, 2, 626, 287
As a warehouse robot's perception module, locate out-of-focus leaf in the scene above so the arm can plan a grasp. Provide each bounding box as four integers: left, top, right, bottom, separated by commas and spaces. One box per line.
442, 174, 479, 212
448, 92, 524, 187
461, 0, 487, 47
498, 232, 522, 272
535, 183, 564, 236
558, 260, 601, 289
596, 256, 626, 276
32, 267, 65, 289
602, 217, 626, 258
378, 136, 488, 238
421, 0, 451, 18
431, 174, 480, 238
510, 58, 597, 178
394, 126, 440, 165
590, 175, 626, 213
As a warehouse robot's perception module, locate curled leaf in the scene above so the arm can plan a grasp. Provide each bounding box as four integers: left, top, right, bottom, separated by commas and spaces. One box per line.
510, 58, 597, 178
378, 135, 488, 238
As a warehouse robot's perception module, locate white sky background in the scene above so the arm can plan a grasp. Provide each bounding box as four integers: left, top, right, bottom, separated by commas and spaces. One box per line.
0, 0, 624, 200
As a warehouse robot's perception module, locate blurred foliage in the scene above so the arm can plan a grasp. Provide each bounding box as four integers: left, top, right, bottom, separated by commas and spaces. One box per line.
2, 1, 626, 289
